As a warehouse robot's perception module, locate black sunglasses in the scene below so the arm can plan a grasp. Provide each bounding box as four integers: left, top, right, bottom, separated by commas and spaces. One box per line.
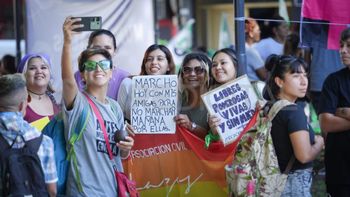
182, 66, 205, 75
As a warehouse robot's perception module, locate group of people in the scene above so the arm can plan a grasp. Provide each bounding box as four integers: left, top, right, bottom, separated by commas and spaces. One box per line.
1, 14, 350, 197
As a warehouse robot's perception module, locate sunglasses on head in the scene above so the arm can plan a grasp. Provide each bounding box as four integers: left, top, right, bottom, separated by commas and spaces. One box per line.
83, 60, 112, 72
182, 66, 205, 75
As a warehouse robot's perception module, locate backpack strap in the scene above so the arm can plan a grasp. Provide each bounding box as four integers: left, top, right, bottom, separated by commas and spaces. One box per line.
283, 156, 295, 174
25, 133, 43, 153
0, 133, 42, 153
268, 99, 297, 174
66, 101, 90, 193
0, 134, 9, 150
267, 100, 295, 121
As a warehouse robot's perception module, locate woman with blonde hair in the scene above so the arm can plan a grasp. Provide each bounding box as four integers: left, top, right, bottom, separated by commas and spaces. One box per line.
175, 52, 211, 139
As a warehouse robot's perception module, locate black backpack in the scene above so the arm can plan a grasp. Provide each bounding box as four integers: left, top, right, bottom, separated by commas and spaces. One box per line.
0, 133, 48, 197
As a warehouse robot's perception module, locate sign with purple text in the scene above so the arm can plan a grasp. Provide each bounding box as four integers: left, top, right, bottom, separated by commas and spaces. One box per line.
131, 75, 178, 134
201, 75, 258, 145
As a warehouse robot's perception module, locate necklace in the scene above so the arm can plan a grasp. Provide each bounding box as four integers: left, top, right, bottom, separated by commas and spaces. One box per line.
27, 89, 46, 100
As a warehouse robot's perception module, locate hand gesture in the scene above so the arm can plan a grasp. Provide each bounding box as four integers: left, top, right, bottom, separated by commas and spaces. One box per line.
62, 16, 83, 44
208, 114, 221, 135
175, 114, 192, 130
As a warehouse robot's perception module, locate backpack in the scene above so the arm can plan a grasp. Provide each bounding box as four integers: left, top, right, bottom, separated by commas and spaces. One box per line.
0, 133, 48, 197
226, 100, 294, 197
42, 107, 90, 195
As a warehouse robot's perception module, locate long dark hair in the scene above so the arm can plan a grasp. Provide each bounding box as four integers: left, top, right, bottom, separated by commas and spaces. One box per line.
87, 29, 117, 50
210, 47, 238, 87
139, 44, 176, 75
264, 55, 308, 101
340, 28, 350, 43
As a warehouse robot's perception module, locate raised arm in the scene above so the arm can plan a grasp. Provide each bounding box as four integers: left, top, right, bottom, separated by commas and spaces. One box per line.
61, 17, 82, 109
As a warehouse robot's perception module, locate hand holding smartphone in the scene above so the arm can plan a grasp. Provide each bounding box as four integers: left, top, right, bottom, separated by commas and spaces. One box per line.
72, 16, 102, 31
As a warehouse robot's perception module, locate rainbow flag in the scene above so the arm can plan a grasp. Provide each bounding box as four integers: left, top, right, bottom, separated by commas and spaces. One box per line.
123, 113, 258, 196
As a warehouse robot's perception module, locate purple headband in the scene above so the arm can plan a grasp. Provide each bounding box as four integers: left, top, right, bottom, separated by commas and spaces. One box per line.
17, 53, 52, 73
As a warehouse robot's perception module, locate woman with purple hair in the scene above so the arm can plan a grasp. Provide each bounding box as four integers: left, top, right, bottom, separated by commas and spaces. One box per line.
17, 53, 60, 124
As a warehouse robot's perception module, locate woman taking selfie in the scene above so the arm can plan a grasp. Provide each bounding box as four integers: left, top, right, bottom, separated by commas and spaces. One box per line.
62, 16, 134, 196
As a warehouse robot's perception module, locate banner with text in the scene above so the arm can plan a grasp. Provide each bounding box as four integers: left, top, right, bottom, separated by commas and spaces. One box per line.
123, 116, 258, 197
201, 75, 258, 146
131, 75, 178, 134
123, 127, 230, 197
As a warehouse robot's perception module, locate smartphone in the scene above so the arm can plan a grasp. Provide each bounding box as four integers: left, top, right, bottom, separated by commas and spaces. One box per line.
72, 16, 102, 31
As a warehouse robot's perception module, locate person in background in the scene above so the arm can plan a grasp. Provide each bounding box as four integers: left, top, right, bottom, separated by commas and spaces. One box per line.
62, 16, 134, 196
17, 53, 60, 124
306, 47, 344, 113
283, 33, 304, 58
318, 27, 350, 197
245, 18, 267, 81
74, 29, 129, 100
117, 44, 176, 122
0, 54, 16, 76
207, 48, 238, 134
0, 73, 57, 196
255, 15, 289, 62
265, 55, 324, 196
175, 52, 211, 139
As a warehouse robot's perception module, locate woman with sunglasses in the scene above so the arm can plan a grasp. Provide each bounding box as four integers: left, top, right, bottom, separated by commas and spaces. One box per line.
265, 55, 324, 196
17, 53, 60, 125
62, 17, 134, 196
117, 44, 176, 122
174, 52, 211, 139
207, 48, 238, 135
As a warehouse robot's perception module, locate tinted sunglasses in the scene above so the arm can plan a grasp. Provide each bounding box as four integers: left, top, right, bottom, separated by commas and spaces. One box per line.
83, 60, 112, 72
182, 66, 205, 75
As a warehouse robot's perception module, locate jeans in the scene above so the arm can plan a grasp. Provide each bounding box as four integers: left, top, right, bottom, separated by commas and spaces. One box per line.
281, 168, 313, 197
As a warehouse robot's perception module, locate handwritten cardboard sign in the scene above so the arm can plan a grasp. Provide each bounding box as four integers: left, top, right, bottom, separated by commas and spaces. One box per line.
201, 75, 258, 146
131, 75, 178, 134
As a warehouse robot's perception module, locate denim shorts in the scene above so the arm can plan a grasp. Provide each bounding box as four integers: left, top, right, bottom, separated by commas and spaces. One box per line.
281, 168, 313, 197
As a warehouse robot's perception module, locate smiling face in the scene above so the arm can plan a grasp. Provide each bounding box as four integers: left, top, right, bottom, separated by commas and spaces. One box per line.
83, 54, 112, 88
144, 49, 170, 75
276, 66, 308, 102
211, 52, 237, 84
182, 59, 206, 89
25, 57, 51, 90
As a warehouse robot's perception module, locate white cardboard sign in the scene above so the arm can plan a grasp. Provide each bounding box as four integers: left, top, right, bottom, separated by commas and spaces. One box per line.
131, 75, 178, 134
201, 75, 258, 145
